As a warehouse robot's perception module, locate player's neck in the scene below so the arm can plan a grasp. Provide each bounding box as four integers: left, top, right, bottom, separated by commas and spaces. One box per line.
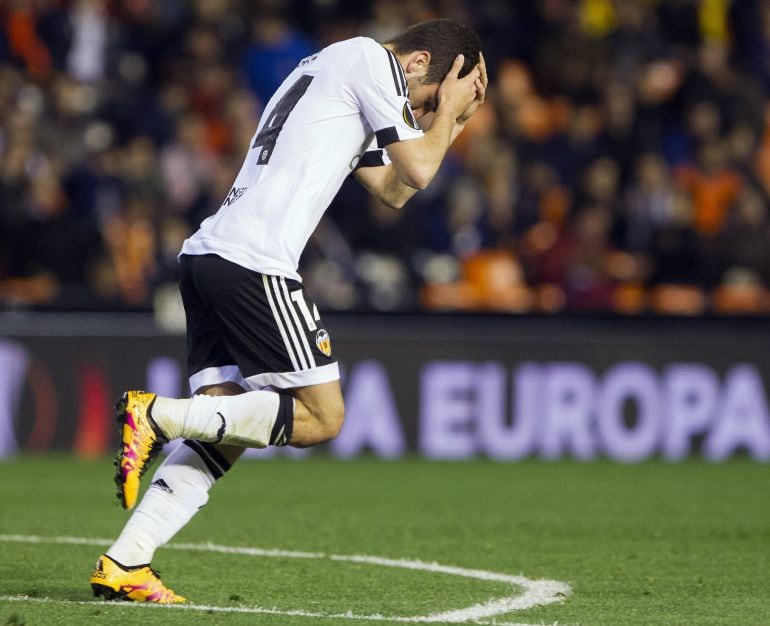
381, 43, 397, 60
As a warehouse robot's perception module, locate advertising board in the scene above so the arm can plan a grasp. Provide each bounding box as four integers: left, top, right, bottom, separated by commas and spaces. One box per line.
1, 314, 768, 461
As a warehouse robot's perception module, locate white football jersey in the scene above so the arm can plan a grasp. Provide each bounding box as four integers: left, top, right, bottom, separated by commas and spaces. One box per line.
180, 36, 424, 280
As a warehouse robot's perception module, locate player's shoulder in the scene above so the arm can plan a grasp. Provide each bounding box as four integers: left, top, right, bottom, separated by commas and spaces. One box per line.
314, 37, 395, 94
328, 36, 379, 51
321, 36, 382, 61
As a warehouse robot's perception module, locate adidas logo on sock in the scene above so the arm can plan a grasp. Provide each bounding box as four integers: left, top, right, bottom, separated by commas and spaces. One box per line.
151, 478, 173, 494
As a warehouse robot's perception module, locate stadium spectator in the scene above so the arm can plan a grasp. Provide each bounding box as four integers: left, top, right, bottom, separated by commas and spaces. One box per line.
621, 152, 678, 255
0, 0, 769, 315
536, 205, 621, 312
674, 139, 743, 238
240, 5, 315, 106
160, 112, 218, 222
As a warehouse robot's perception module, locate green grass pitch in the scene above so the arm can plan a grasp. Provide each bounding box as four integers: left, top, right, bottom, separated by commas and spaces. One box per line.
0, 454, 768, 625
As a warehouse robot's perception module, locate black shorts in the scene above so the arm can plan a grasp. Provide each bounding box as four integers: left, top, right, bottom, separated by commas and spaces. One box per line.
179, 254, 339, 392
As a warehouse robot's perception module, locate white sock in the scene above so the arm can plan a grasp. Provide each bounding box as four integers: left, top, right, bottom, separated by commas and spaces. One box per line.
106, 440, 228, 566
152, 391, 293, 448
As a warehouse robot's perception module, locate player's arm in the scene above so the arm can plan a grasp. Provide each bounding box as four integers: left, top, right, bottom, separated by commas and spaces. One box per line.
353, 160, 422, 209
353, 117, 465, 209
355, 53, 485, 208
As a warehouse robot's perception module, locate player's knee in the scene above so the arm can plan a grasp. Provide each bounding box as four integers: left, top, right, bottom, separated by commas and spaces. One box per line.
312, 399, 345, 444
308, 398, 345, 445
291, 384, 345, 446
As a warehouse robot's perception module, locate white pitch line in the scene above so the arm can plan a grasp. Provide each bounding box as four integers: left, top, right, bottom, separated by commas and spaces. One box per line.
0, 534, 324, 559
0, 534, 571, 625
329, 555, 570, 623
0, 596, 557, 626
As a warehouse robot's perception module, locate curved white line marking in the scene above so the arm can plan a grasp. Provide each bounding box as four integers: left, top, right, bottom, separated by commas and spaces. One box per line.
0, 534, 571, 624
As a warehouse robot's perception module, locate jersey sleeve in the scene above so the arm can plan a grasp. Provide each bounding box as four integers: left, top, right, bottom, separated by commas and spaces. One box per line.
354, 137, 391, 170
350, 42, 424, 148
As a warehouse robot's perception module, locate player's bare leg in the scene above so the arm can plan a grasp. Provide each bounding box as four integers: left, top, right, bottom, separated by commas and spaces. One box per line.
164, 380, 347, 466
115, 379, 345, 509
198, 380, 344, 459
197, 379, 346, 449
285, 380, 345, 447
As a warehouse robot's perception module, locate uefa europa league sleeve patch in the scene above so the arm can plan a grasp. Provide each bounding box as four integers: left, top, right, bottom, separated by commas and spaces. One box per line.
402, 102, 419, 129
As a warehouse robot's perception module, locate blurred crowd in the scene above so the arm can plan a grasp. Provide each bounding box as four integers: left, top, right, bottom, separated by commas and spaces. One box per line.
1, 0, 770, 316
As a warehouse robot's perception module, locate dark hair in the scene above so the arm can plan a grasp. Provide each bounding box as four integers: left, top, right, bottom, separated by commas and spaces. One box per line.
385, 18, 481, 84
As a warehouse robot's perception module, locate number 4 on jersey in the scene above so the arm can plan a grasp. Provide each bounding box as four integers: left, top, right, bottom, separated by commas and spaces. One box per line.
252, 75, 314, 165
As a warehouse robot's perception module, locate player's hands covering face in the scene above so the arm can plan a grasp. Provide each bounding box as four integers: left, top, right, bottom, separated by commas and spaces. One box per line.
456, 52, 487, 125
437, 54, 482, 122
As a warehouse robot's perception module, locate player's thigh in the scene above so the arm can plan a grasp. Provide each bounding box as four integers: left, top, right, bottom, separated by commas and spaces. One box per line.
191, 255, 339, 390
180, 254, 242, 390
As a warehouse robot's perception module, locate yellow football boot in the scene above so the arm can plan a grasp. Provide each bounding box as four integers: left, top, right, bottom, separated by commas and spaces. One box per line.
90, 554, 186, 603
114, 390, 167, 510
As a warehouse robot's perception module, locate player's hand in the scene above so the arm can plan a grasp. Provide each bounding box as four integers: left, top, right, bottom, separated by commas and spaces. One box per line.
437, 54, 481, 121
457, 52, 487, 125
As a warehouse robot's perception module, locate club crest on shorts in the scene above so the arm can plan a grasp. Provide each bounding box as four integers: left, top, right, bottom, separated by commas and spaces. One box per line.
315, 329, 332, 357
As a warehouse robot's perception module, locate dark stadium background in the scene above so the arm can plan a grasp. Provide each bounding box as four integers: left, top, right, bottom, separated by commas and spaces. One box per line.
0, 1, 769, 459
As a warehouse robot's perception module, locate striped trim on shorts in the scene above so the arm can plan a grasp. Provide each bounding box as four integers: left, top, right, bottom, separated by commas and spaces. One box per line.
179, 254, 339, 392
